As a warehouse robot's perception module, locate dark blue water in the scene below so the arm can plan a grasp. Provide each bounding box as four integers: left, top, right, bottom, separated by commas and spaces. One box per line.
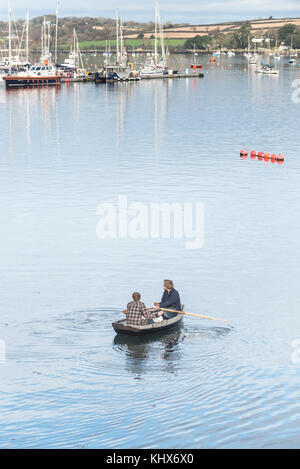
1, 55, 300, 448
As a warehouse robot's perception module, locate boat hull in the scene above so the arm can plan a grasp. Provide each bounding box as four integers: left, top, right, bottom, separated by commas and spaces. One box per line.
112, 314, 183, 336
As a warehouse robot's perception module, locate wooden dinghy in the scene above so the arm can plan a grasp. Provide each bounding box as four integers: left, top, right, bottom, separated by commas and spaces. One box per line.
112, 313, 183, 336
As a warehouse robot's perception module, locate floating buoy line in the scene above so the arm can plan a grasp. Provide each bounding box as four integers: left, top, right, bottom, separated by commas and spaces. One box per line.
240, 149, 285, 164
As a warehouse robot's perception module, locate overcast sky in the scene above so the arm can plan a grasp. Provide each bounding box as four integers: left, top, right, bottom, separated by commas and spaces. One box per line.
1, 0, 299, 23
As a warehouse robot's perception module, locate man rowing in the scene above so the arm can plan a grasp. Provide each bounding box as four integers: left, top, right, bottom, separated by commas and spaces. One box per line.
154, 280, 182, 320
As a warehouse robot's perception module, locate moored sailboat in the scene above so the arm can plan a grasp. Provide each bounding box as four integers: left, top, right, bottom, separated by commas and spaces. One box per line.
4, 16, 61, 88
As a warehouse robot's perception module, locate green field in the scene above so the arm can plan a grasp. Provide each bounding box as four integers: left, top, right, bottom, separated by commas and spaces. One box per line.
75, 38, 186, 50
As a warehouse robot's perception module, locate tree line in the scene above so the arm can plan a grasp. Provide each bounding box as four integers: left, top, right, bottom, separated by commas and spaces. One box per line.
184, 23, 300, 50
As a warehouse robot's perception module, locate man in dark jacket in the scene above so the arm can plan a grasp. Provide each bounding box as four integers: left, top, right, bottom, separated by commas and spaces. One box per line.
154, 280, 182, 319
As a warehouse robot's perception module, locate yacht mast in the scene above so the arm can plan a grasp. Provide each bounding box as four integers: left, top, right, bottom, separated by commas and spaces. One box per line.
116, 9, 119, 64
154, 1, 158, 65
47, 21, 50, 54
8, 1, 12, 71
55, 2, 59, 63
73, 27, 76, 64
26, 10, 29, 63
159, 16, 165, 66
120, 18, 124, 64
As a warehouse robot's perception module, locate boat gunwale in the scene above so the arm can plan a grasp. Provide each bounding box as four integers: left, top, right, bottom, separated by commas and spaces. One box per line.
112, 313, 183, 336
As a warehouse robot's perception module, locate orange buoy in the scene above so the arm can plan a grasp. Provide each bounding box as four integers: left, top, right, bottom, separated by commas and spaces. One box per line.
264, 152, 270, 158
277, 154, 285, 161
250, 151, 257, 158
257, 151, 264, 157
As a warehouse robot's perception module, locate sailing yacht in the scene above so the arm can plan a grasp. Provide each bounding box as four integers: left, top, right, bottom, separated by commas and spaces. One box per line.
139, 1, 167, 77
190, 43, 202, 70
58, 28, 88, 79
289, 35, 297, 63
0, 6, 31, 83
102, 10, 139, 81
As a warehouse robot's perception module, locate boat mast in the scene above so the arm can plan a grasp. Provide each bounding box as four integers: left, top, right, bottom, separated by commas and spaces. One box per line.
42, 16, 46, 58
26, 10, 29, 64
47, 20, 50, 55
41, 24, 44, 59
55, 2, 59, 63
73, 28, 83, 69
120, 18, 125, 65
8, 1, 12, 71
73, 28, 76, 68
116, 9, 119, 64
154, 0, 158, 65
159, 15, 165, 67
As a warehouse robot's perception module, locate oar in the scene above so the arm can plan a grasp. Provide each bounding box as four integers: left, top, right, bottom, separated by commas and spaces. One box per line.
158, 307, 230, 325
122, 307, 157, 315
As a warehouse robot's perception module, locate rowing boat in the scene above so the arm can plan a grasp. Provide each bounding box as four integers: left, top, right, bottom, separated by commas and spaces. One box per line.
112, 313, 183, 336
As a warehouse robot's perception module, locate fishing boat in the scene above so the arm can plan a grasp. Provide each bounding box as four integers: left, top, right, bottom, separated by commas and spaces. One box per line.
112, 312, 183, 336
4, 73, 61, 88
4, 16, 62, 88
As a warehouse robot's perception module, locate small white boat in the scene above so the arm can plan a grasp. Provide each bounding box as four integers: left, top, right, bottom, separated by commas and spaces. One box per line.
256, 64, 279, 75
139, 64, 166, 77
227, 51, 235, 57
249, 54, 258, 64
289, 36, 297, 64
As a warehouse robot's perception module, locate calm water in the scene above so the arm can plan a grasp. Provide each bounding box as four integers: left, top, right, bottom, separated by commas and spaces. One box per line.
1, 55, 300, 449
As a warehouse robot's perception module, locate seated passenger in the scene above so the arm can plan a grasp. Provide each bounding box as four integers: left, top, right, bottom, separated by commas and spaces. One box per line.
126, 292, 158, 326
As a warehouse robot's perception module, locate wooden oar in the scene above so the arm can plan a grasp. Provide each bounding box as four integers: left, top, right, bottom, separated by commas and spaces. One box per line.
122, 307, 157, 315
158, 307, 230, 325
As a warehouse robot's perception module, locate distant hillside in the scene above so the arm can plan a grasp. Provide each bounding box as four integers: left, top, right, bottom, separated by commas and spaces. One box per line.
0, 15, 299, 52
134, 17, 300, 40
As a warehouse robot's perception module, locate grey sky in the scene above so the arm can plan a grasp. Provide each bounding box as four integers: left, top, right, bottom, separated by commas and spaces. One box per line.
1, 0, 299, 23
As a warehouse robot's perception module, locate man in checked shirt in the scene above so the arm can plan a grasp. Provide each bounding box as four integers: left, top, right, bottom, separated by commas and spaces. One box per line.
126, 292, 161, 326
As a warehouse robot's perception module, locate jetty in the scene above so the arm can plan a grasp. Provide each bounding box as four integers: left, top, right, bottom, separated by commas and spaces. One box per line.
140, 71, 204, 80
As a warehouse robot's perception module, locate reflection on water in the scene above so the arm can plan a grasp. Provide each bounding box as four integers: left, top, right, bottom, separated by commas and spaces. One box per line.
1, 55, 300, 449
113, 326, 182, 377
